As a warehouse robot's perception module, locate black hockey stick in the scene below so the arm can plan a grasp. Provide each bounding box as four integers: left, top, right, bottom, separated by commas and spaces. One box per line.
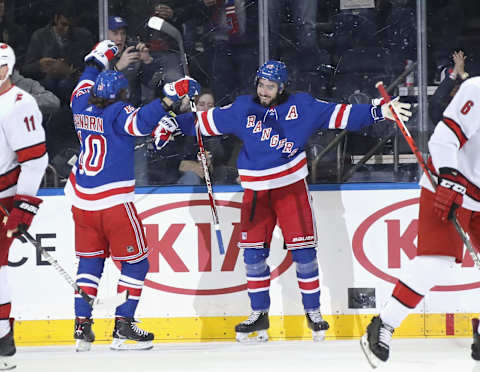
376, 81, 480, 269
0, 203, 129, 308
148, 16, 225, 255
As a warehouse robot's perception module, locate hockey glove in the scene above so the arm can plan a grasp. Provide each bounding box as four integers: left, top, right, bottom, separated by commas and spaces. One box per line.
3, 194, 42, 238
163, 77, 200, 102
152, 115, 179, 151
433, 167, 467, 223
84, 40, 119, 70
380, 97, 412, 122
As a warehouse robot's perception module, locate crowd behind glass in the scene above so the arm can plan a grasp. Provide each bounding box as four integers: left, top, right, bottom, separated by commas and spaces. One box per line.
3, 0, 479, 187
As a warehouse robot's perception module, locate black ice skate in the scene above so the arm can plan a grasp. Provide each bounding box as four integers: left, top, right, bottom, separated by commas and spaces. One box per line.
471, 318, 480, 360
111, 317, 154, 350
74, 317, 95, 352
0, 318, 16, 370
235, 311, 269, 343
305, 309, 329, 342
360, 316, 394, 369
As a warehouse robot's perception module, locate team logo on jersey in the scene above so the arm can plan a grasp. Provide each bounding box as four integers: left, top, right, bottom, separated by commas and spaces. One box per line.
123, 105, 135, 114
285, 105, 298, 120
126, 245, 135, 253
15, 93, 23, 102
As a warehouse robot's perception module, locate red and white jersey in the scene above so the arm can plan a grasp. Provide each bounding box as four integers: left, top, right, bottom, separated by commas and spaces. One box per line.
421, 77, 480, 211
0, 84, 47, 198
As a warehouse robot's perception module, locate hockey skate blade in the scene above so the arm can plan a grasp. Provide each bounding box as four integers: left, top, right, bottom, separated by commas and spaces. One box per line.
91, 291, 128, 310
312, 330, 326, 342
110, 338, 153, 351
75, 339, 92, 352
0, 356, 15, 370
360, 333, 381, 369
235, 330, 268, 344
147, 16, 164, 32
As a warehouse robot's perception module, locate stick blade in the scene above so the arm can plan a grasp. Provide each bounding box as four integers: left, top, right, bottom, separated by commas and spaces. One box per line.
91, 290, 129, 310
215, 228, 225, 255
147, 16, 164, 31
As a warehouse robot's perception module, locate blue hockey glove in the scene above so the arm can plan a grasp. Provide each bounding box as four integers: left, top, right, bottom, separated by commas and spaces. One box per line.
163, 77, 200, 102
152, 115, 179, 150
84, 40, 119, 70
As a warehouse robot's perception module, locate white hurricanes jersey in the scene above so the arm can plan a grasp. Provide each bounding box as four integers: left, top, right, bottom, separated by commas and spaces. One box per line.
420, 76, 480, 211
0, 84, 47, 198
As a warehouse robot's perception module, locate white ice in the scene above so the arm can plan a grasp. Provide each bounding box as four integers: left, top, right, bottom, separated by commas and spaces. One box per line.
6, 338, 480, 372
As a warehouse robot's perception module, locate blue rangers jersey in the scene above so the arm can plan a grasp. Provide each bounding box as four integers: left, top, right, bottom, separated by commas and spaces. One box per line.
64, 66, 167, 210
176, 93, 383, 190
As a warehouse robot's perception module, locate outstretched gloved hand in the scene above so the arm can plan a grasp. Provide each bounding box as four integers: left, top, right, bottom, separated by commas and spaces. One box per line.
84, 40, 119, 70
163, 77, 200, 102
381, 97, 412, 122
152, 115, 179, 151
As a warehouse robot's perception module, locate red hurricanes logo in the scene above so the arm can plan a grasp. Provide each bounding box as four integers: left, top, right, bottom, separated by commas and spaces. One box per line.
352, 198, 480, 292
137, 199, 293, 295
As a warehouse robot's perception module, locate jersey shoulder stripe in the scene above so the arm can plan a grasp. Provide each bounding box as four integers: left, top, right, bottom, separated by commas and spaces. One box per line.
443, 116, 468, 147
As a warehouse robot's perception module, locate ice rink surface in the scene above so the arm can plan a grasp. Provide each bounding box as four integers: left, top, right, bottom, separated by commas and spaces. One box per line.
5, 338, 480, 372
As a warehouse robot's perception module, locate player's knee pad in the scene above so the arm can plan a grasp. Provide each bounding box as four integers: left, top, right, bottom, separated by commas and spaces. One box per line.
291, 248, 318, 275
243, 248, 269, 276
120, 257, 150, 281
400, 255, 456, 295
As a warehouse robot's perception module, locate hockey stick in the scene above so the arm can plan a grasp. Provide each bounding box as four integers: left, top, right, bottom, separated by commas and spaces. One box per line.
148, 16, 225, 254
375, 81, 480, 268
0, 203, 129, 309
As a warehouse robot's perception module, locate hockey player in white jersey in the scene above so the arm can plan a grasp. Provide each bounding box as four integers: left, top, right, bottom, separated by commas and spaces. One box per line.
361, 76, 480, 368
0, 43, 48, 370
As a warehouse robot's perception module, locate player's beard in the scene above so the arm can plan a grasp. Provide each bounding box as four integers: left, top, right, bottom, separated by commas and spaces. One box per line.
257, 94, 276, 107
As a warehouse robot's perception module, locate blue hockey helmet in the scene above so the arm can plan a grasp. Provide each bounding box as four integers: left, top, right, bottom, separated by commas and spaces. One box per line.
92, 70, 129, 99
256, 60, 288, 90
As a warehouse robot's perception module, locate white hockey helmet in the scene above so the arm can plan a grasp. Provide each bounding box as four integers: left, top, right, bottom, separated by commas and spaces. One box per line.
0, 43, 15, 78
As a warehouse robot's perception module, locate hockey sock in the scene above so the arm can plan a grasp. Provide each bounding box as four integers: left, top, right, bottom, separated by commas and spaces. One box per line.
244, 248, 271, 311
380, 255, 455, 328
115, 258, 149, 318
0, 266, 12, 338
291, 248, 320, 311
75, 257, 105, 318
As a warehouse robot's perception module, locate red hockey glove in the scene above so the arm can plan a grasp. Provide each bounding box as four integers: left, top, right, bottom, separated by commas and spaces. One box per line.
433, 168, 467, 223
84, 40, 119, 70
3, 194, 42, 238
152, 115, 179, 151
163, 77, 200, 102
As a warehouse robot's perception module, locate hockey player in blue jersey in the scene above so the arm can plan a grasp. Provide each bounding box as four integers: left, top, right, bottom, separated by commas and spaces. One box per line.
161, 60, 412, 342
65, 40, 200, 351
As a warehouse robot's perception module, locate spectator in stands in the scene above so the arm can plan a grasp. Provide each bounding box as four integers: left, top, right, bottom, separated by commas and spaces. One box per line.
108, 16, 157, 107
0, 0, 27, 66
11, 69, 60, 115
269, 0, 330, 75
22, 3, 94, 104
429, 50, 470, 128
177, 90, 239, 185
197, 0, 259, 105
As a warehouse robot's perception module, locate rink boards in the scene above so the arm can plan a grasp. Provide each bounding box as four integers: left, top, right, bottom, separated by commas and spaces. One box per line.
9, 184, 480, 345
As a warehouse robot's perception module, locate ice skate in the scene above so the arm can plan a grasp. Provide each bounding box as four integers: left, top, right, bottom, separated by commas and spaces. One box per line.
305, 309, 329, 342
471, 318, 480, 360
0, 319, 15, 370
360, 316, 394, 369
74, 318, 95, 352
235, 311, 269, 343
110, 317, 154, 350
